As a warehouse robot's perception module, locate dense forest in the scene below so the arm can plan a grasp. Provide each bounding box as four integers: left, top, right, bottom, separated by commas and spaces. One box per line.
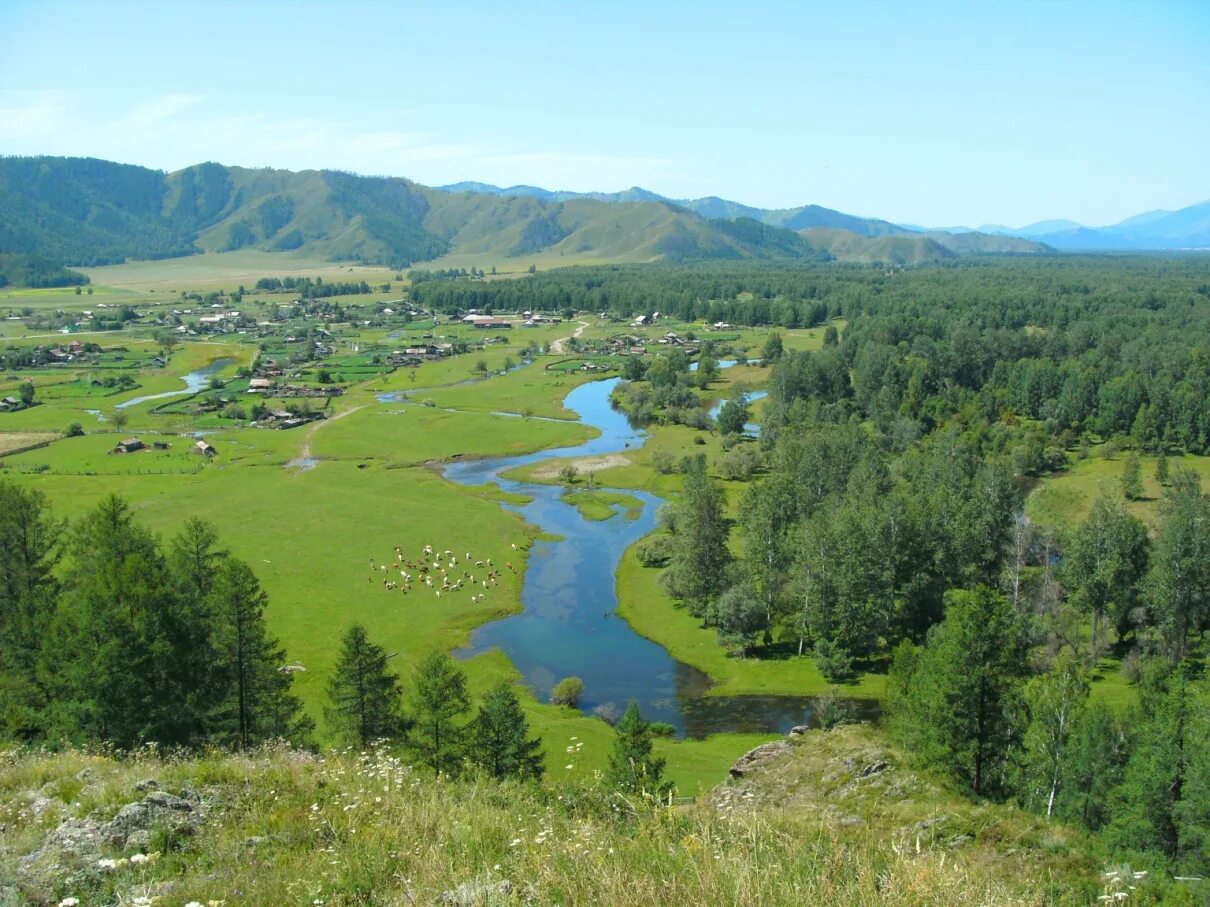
0, 253, 89, 289
592, 255, 1210, 874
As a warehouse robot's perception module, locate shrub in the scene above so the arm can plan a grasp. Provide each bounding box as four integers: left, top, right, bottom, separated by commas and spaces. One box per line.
551, 676, 584, 708
636, 535, 673, 568
814, 638, 856, 684
64, 422, 85, 437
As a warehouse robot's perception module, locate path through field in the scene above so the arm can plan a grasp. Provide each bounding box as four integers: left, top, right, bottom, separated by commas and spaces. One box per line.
550, 320, 590, 354
288, 404, 365, 468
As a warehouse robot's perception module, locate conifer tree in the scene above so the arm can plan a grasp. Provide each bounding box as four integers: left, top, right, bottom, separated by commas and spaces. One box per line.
0, 482, 60, 740
607, 701, 671, 796
663, 456, 731, 620
408, 652, 470, 774
1121, 451, 1143, 500
901, 586, 1027, 797
472, 681, 544, 780
325, 624, 407, 747
1148, 469, 1210, 658
210, 557, 311, 748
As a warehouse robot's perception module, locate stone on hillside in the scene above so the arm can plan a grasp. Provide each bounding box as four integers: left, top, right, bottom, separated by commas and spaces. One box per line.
440, 877, 513, 905
100, 790, 206, 847
728, 740, 791, 778
788, 725, 812, 736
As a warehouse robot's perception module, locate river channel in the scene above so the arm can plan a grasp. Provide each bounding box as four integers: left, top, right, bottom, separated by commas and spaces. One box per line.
440, 372, 877, 738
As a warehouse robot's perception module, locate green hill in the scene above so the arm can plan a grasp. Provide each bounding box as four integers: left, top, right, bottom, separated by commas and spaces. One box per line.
801, 227, 1048, 264
0, 157, 1053, 272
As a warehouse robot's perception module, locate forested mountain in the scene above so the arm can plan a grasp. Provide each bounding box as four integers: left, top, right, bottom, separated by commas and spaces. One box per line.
436, 181, 910, 237
0, 157, 836, 268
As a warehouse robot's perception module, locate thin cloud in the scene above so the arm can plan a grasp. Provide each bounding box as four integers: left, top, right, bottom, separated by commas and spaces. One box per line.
0, 89, 66, 139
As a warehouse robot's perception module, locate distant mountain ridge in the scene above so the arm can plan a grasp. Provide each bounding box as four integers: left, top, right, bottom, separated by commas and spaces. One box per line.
439, 181, 1210, 252
0, 155, 1046, 269
932, 202, 1210, 250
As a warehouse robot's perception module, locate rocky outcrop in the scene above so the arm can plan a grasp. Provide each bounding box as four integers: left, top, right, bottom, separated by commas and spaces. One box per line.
728, 740, 791, 778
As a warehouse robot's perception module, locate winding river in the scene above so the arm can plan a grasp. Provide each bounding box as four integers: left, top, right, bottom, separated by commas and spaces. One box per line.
441, 374, 876, 738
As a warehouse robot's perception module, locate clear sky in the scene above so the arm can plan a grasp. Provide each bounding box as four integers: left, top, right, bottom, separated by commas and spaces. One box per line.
1, 0, 1206, 227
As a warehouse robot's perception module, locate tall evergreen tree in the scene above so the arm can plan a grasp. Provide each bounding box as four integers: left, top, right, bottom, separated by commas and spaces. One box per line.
1121, 451, 1144, 501
47, 495, 211, 746
210, 557, 311, 748
0, 482, 61, 740
325, 624, 407, 747
607, 701, 671, 797
408, 652, 470, 774
898, 586, 1028, 797
1057, 701, 1129, 833
472, 681, 544, 780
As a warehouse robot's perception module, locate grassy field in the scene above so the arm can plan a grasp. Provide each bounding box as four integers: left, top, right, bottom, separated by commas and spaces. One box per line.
1027, 449, 1210, 531
79, 250, 399, 292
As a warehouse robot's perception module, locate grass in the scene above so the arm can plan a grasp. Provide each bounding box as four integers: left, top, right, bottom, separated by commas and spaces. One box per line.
1027, 450, 1210, 531
0, 430, 60, 456
561, 489, 644, 521
0, 725, 1112, 906
79, 250, 399, 292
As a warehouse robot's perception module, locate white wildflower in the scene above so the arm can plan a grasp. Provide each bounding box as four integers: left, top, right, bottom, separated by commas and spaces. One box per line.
129, 852, 150, 865
97, 857, 118, 870
58, 899, 80, 907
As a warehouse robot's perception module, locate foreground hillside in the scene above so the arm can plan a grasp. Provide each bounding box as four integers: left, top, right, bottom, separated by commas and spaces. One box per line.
1, 726, 1112, 906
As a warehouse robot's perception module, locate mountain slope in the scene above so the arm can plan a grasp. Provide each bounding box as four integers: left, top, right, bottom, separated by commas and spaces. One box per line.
801, 227, 1048, 264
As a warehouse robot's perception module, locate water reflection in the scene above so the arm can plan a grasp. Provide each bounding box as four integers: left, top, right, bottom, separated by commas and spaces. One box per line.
440, 374, 877, 737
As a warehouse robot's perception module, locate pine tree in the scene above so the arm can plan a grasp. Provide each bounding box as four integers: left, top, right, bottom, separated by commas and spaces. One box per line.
0, 482, 61, 740
607, 701, 671, 797
47, 495, 212, 746
1155, 447, 1170, 486
1057, 701, 1129, 832
902, 586, 1028, 797
325, 624, 407, 747
210, 557, 311, 748
472, 681, 544, 780
408, 652, 470, 774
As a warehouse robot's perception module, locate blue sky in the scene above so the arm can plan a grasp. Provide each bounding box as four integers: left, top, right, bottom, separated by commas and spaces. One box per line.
1, 0, 1207, 227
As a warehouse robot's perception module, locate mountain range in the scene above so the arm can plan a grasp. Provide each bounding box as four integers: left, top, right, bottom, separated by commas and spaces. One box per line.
438, 181, 1210, 252
0, 156, 1056, 277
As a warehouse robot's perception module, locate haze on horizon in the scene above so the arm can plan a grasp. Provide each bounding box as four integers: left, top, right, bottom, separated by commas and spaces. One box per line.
0, 0, 1206, 229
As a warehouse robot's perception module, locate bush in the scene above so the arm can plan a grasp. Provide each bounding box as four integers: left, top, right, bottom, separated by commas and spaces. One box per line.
636, 535, 673, 568
64, 422, 85, 437
648, 721, 676, 737
813, 688, 854, 730
651, 449, 675, 474
718, 443, 762, 480
813, 638, 856, 684
551, 676, 584, 708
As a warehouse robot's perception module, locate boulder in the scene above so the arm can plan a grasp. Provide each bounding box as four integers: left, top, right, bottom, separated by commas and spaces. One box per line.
100, 790, 206, 847
728, 740, 791, 778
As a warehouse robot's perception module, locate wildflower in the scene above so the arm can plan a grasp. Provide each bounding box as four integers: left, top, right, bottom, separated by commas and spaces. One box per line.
129, 852, 150, 865
58, 899, 80, 907
97, 857, 118, 870
186, 902, 205, 907
565, 764, 574, 770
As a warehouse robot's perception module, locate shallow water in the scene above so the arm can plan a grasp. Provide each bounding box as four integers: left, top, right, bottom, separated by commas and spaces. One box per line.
441, 374, 875, 738
116, 358, 236, 409
710, 389, 769, 437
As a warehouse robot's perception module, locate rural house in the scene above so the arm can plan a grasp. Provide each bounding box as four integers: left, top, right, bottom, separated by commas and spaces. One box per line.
113, 438, 145, 454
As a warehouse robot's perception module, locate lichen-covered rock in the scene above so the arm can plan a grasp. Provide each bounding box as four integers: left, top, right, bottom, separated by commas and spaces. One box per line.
100, 790, 206, 847
728, 740, 791, 778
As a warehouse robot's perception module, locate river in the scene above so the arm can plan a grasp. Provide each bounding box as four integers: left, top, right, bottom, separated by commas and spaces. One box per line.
441, 373, 876, 738
115, 358, 236, 409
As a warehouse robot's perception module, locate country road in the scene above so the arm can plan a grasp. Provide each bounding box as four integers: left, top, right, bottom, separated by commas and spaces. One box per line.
550, 320, 590, 354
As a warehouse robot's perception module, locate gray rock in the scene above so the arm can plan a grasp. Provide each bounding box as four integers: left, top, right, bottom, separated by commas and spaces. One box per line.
729, 740, 792, 778
26, 794, 57, 817
788, 725, 812, 736
100, 790, 205, 847
440, 878, 513, 905
134, 778, 160, 792
858, 760, 889, 778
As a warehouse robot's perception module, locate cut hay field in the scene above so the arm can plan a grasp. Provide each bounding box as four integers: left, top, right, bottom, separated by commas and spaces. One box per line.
79, 250, 399, 292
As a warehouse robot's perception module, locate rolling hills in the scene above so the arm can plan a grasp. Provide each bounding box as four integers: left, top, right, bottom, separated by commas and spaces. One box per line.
0, 155, 1046, 271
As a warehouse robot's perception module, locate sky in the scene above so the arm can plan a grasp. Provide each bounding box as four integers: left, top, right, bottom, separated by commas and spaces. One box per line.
1, 0, 1207, 228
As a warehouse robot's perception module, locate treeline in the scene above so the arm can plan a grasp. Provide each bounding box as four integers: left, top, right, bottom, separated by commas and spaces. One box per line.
0, 486, 311, 749
887, 590, 1210, 875
252, 276, 376, 298
0, 254, 90, 289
